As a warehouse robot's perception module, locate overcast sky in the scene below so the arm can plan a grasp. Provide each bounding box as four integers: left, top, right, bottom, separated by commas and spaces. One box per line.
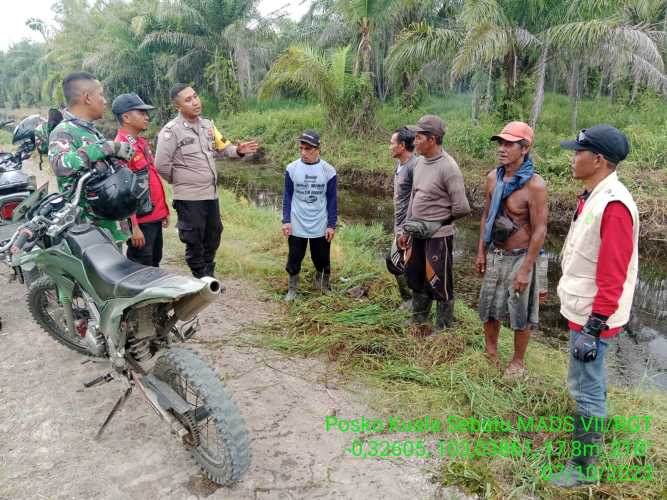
0, 0, 313, 51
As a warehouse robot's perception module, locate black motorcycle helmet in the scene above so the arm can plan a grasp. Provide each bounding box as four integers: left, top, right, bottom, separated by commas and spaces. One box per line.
12, 114, 44, 145
85, 164, 145, 220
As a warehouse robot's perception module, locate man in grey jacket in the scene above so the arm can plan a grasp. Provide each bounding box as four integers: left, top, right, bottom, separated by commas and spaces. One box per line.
398, 115, 471, 333
386, 127, 417, 306
155, 84, 257, 278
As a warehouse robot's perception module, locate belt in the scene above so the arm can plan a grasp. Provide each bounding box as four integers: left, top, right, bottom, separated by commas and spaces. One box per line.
489, 246, 528, 257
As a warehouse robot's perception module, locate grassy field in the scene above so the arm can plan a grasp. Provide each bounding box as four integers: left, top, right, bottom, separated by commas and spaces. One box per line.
4, 102, 666, 496
177, 188, 667, 499
217, 92, 667, 240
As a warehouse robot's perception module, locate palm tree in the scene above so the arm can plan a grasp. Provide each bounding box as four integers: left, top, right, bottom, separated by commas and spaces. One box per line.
387, 0, 548, 119
387, 0, 667, 126
140, 0, 260, 96
0, 41, 48, 107
340, 0, 392, 75
545, 0, 667, 128
259, 44, 375, 130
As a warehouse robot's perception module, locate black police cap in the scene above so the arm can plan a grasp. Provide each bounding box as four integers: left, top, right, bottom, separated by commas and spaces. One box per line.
560, 124, 630, 164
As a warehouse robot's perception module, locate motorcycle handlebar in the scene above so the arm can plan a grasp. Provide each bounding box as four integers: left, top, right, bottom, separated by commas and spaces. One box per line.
0, 171, 92, 256
11, 229, 32, 254
72, 171, 93, 207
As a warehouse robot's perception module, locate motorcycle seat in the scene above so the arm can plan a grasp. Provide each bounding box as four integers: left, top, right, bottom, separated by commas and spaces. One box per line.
65, 224, 171, 300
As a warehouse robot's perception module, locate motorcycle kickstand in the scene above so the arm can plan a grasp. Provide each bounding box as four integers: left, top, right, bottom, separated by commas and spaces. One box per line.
95, 386, 132, 441
83, 373, 114, 388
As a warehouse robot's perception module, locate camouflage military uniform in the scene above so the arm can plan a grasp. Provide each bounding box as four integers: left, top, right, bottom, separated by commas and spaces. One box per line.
34, 122, 50, 156
48, 110, 129, 241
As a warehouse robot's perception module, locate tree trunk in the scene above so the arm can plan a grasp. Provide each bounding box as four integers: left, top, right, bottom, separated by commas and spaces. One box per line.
581, 65, 589, 98
569, 64, 581, 131
472, 72, 481, 123
354, 21, 371, 76
501, 51, 515, 119
630, 73, 641, 104
483, 61, 493, 114
530, 46, 549, 128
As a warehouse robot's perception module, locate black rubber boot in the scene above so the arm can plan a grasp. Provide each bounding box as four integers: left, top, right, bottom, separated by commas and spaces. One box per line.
192, 267, 207, 279
435, 300, 455, 330
411, 291, 432, 324
284, 274, 299, 301
312, 271, 323, 290
395, 274, 412, 301
321, 272, 331, 293
312, 271, 331, 293
551, 414, 602, 487
204, 262, 216, 278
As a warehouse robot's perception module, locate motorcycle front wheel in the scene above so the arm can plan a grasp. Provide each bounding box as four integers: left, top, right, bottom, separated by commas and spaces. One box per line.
27, 275, 97, 356
153, 347, 251, 486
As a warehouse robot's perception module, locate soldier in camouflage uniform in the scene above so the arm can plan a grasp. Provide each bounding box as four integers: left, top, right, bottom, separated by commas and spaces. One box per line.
48, 72, 135, 241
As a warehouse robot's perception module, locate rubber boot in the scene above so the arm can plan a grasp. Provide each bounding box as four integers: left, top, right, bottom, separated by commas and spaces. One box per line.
435, 300, 455, 330
312, 271, 323, 290
395, 274, 412, 304
395, 274, 412, 301
551, 414, 602, 487
411, 291, 432, 324
192, 267, 207, 279
284, 274, 299, 301
321, 272, 331, 293
205, 262, 216, 278
313, 271, 331, 293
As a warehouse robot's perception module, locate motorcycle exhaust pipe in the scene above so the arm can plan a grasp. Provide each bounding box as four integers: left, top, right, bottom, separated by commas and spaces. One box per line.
173, 277, 222, 322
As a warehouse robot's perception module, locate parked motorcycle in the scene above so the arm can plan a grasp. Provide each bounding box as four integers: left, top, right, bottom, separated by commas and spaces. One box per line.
0, 115, 43, 224
2, 163, 251, 485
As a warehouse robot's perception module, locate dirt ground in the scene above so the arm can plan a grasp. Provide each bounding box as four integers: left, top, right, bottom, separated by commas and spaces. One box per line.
0, 160, 464, 500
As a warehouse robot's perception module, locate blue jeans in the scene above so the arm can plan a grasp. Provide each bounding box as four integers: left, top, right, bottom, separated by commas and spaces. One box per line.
567, 329, 613, 417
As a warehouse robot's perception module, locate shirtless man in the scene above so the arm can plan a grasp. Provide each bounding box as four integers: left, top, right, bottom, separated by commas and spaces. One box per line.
475, 122, 548, 378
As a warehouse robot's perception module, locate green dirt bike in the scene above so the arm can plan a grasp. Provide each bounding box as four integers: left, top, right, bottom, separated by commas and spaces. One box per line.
1, 167, 251, 486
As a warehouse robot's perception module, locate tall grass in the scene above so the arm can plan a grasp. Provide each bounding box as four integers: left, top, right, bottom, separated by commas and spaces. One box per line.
181, 189, 667, 499
219, 92, 667, 176
217, 92, 667, 237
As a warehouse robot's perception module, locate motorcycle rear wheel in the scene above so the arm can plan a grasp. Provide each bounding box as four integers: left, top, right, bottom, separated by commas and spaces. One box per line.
152, 347, 251, 485
27, 275, 97, 356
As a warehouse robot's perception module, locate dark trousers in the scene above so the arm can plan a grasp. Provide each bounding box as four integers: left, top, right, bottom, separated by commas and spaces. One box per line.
405, 235, 454, 301
173, 199, 223, 277
286, 235, 331, 276
127, 220, 164, 267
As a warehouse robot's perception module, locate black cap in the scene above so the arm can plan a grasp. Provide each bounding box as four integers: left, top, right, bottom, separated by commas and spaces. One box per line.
297, 129, 320, 148
560, 124, 630, 164
111, 93, 155, 115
